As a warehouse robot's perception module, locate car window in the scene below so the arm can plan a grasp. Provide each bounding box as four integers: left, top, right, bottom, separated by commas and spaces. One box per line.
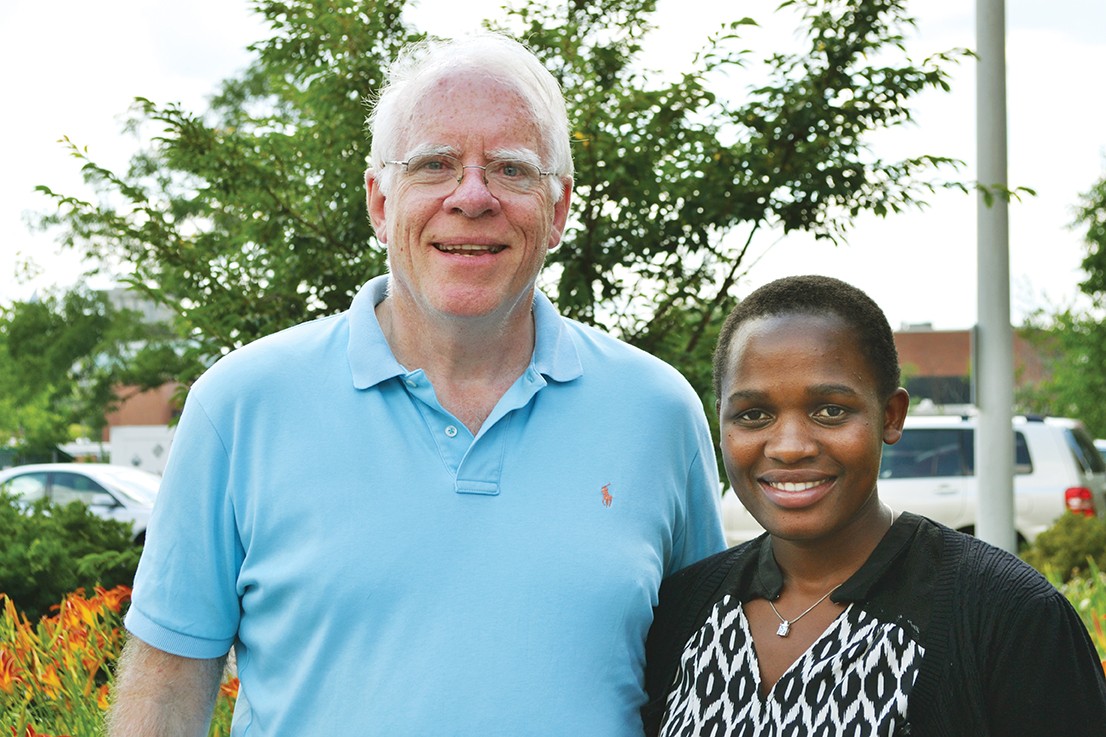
0, 472, 48, 503
1014, 432, 1032, 474
880, 428, 971, 478
880, 427, 1032, 478
1065, 427, 1106, 474
95, 466, 160, 505
51, 472, 110, 507
960, 430, 1033, 475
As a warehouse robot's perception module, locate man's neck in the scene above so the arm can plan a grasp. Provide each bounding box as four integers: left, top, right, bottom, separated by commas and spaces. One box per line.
375, 295, 536, 433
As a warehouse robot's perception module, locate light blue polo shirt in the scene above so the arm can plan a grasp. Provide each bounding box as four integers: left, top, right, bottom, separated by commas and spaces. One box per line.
127, 275, 725, 736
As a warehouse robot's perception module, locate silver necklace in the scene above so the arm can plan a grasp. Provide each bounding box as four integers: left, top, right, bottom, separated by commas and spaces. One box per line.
767, 584, 842, 637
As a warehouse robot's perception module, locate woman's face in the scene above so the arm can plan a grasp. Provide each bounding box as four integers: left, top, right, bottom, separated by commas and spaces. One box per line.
716, 312, 908, 545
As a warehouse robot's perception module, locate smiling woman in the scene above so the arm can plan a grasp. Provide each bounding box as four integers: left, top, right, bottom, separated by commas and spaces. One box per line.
643, 274, 1106, 737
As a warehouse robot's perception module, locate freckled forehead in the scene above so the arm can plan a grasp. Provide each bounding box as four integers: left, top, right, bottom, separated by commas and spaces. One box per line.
403, 71, 543, 155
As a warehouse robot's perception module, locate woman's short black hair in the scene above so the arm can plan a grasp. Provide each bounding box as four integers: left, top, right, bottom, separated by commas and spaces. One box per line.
712, 274, 902, 401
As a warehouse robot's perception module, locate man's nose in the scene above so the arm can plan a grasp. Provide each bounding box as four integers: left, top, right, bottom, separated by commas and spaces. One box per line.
445, 165, 500, 216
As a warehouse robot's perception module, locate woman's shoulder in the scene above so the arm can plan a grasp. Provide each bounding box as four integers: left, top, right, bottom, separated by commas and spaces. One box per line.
914, 515, 1066, 614
662, 535, 764, 597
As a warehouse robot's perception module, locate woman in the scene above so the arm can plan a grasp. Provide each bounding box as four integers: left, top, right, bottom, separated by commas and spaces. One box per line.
643, 275, 1106, 736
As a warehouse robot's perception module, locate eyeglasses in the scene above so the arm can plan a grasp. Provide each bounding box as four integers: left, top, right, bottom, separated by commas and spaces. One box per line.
384, 154, 558, 198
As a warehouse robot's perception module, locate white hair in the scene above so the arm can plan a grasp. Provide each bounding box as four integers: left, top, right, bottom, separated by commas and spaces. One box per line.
367, 32, 574, 202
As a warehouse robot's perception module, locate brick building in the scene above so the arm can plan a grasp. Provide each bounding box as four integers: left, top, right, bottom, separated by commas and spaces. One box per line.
893, 325, 1050, 405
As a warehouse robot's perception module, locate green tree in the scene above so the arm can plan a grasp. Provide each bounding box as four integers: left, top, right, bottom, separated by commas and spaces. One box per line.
36, 0, 964, 417
37, 0, 417, 378
0, 289, 185, 456
496, 0, 964, 399
1019, 172, 1106, 437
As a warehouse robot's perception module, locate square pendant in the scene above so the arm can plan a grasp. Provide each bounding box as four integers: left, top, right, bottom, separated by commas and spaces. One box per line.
776, 621, 791, 637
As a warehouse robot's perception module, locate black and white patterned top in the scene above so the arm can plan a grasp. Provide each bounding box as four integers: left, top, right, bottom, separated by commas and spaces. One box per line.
643, 513, 1106, 737
659, 595, 921, 736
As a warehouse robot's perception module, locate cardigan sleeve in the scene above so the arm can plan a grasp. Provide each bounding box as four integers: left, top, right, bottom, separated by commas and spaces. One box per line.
981, 577, 1106, 735
948, 537, 1106, 736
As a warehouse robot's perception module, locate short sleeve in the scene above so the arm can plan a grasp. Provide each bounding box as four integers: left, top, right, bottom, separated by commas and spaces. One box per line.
125, 390, 244, 658
668, 421, 726, 577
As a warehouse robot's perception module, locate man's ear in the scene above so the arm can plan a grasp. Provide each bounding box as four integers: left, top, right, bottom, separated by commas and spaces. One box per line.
882, 388, 910, 445
366, 170, 388, 244
545, 179, 573, 251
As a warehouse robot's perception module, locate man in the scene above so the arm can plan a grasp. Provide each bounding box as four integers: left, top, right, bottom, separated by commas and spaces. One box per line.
108, 33, 725, 736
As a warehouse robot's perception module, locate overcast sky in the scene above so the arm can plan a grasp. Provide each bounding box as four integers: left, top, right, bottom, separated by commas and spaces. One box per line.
2, 0, 1104, 330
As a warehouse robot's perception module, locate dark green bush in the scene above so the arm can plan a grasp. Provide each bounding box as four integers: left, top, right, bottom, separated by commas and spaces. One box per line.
0, 493, 141, 620
1021, 512, 1106, 582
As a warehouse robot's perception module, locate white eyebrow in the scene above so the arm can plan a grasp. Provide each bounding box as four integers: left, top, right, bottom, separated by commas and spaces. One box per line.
400, 143, 459, 160
486, 147, 543, 166
401, 144, 543, 167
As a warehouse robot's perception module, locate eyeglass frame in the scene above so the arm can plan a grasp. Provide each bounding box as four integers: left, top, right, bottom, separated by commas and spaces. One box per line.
381, 151, 561, 197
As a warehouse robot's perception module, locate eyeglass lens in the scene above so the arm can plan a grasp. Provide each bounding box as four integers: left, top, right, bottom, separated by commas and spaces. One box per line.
402, 155, 544, 196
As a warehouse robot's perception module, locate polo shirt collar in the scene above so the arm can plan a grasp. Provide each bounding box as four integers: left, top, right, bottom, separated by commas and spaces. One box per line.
346, 275, 583, 390
531, 288, 584, 383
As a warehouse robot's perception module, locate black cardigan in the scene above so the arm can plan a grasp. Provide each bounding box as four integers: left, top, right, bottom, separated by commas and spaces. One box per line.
642, 513, 1106, 736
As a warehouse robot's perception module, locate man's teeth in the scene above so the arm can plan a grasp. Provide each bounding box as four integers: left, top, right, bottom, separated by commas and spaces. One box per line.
772, 480, 824, 492
435, 244, 505, 254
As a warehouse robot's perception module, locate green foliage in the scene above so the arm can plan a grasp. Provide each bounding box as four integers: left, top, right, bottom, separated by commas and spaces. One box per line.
1018, 172, 1106, 437
1019, 310, 1106, 438
499, 0, 965, 370
1022, 512, 1106, 583
37, 0, 419, 374
1077, 173, 1106, 297
1048, 559, 1106, 663
0, 288, 187, 454
0, 493, 141, 621
35, 0, 964, 409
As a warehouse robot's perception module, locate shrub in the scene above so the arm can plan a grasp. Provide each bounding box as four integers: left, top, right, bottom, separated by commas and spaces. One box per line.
0, 586, 237, 737
0, 493, 141, 621
1022, 512, 1106, 582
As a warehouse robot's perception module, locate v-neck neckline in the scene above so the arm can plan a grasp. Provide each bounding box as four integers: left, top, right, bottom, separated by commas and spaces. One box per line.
735, 597, 854, 701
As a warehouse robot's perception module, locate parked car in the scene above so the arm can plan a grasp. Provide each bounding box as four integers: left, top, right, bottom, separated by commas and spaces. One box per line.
0, 463, 160, 544
1095, 438, 1106, 465
721, 414, 1106, 547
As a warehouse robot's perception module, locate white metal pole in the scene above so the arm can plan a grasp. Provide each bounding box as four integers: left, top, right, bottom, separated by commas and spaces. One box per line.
975, 0, 1017, 552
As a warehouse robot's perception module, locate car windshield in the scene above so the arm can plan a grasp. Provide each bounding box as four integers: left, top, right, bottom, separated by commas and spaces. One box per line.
95, 466, 161, 505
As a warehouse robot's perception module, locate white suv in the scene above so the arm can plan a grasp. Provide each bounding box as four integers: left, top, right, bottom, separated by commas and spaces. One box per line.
721, 414, 1106, 546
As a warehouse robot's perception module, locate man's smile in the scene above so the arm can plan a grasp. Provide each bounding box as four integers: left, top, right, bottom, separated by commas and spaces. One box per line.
433, 243, 507, 255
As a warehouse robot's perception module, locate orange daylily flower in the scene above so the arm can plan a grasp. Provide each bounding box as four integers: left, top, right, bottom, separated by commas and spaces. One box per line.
220, 677, 240, 700
98, 586, 132, 614
0, 648, 22, 693
36, 664, 62, 699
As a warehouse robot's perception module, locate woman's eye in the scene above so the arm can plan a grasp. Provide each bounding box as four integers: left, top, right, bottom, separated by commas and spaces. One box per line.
736, 409, 770, 423
814, 405, 847, 420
